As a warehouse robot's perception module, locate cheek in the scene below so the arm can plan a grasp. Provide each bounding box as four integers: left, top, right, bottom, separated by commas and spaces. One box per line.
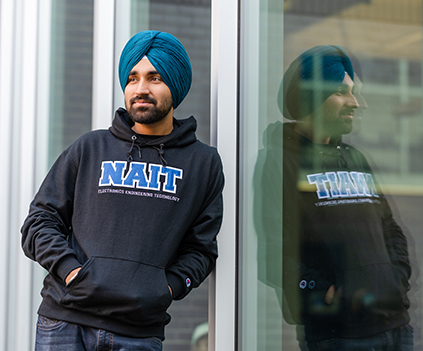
124, 88, 134, 103
156, 87, 173, 105
323, 100, 343, 119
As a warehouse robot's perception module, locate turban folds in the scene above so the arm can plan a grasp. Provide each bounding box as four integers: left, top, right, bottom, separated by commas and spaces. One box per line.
278, 45, 354, 120
119, 30, 192, 109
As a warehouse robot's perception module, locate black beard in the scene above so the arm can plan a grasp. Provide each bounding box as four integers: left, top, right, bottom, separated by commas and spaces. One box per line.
127, 95, 173, 125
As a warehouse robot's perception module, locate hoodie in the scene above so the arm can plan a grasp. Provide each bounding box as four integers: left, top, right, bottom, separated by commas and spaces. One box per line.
21, 108, 224, 339
255, 121, 410, 341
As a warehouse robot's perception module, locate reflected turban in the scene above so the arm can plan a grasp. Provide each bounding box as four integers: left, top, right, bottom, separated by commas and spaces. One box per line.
278, 45, 354, 120
118, 30, 192, 109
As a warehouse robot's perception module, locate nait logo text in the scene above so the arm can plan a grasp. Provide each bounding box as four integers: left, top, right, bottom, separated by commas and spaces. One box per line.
99, 161, 183, 194
307, 171, 379, 200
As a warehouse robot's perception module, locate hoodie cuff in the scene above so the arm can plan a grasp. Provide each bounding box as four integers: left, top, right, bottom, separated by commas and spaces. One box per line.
54, 255, 82, 282
166, 271, 188, 300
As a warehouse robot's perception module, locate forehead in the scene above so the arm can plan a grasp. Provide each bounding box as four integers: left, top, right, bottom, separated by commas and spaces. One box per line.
340, 73, 354, 89
130, 58, 157, 74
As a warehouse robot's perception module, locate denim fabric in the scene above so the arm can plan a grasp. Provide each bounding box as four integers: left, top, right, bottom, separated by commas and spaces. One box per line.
35, 315, 163, 351
307, 324, 413, 351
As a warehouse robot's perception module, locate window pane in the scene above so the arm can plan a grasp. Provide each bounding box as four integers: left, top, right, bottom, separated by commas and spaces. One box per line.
240, 0, 423, 350
48, 0, 94, 166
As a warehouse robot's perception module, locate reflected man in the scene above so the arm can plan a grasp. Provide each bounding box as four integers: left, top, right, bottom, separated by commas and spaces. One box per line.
255, 45, 412, 350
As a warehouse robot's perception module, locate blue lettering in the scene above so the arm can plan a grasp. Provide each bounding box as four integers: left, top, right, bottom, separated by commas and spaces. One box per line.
161, 167, 183, 193
148, 164, 161, 190
326, 172, 340, 198
307, 171, 380, 200
350, 172, 368, 196
123, 162, 149, 188
338, 171, 358, 197
99, 161, 183, 193
307, 173, 330, 199
364, 173, 379, 197
99, 161, 126, 186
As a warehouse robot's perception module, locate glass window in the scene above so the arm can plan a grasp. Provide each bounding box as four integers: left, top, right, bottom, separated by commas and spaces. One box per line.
114, 1, 212, 350
240, 0, 423, 349
48, 0, 94, 166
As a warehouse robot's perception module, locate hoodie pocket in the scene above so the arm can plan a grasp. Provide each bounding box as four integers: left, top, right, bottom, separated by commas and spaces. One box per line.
60, 256, 172, 326
336, 263, 408, 323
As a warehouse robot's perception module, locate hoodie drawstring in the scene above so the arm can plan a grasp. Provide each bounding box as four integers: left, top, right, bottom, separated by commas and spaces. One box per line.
127, 135, 142, 162
127, 137, 167, 166
319, 145, 349, 170
152, 143, 168, 167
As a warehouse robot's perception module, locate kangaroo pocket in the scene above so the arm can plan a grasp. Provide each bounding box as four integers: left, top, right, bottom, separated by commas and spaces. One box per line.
60, 256, 172, 326
336, 263, 408, 323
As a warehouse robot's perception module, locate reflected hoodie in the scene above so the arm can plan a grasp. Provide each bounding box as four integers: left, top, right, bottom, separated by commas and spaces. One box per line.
256, 121, 410, 341
21, 108, 224, 339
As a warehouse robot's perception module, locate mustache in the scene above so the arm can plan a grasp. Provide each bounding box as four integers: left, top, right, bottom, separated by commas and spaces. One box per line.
340, 109, 354, 116
130, 95, 157, 105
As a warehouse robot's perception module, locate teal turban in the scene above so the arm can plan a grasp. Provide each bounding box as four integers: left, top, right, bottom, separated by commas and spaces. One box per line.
278, 45, 354, 120
118, 30, 192, 109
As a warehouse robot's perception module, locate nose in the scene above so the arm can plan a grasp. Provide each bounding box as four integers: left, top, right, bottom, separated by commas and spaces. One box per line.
348, 93, 359, 109
134, 78, 150, 95
355, 93, 368, 110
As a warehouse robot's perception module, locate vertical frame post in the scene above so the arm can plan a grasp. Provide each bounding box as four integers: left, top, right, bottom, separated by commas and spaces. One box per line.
209, 0, 239, 350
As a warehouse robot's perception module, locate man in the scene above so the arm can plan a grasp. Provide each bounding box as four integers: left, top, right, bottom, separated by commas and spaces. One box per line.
255, 45, 412, 350
21, 30, 224, 351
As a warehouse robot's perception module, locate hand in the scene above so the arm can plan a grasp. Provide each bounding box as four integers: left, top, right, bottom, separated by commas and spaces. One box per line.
65, 267, 81, 285
324, 285, 335, 305
168, 285, 173, 298
324, 284, 342, 305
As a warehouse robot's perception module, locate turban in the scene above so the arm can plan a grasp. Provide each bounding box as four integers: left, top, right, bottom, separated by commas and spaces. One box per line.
278, 45, 354, 120
118, 30, 192, 109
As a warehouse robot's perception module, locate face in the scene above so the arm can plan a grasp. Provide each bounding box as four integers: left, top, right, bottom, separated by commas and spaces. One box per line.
350, 74, 368, 134
124, 58, 174, 126
315, 73, 359, 136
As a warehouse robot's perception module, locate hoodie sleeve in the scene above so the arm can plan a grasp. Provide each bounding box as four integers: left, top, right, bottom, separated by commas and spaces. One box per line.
359, 152, 411, 288
21, 148, 82, 282
380, 196, 411, 288
254, 124, 334, 324
165, 151, 224, 300
259, 146, 332, 325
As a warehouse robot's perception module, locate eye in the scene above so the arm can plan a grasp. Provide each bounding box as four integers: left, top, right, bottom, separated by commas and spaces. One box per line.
151, 76, 162, 82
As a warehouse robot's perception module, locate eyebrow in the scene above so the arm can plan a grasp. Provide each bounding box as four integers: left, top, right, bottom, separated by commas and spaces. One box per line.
337, 83, 354, 91
128, 70, 160, 77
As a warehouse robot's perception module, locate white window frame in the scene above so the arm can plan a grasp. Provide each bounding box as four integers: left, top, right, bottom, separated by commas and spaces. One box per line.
209, 0, 239, 350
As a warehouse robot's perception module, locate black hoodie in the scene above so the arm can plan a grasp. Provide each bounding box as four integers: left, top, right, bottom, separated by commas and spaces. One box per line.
255, 121, 410, 341
21, 108, 224, 339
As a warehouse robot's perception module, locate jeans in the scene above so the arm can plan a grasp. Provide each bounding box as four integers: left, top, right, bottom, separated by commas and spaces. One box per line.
35, 315, 163, 351
307, 324, 413, 351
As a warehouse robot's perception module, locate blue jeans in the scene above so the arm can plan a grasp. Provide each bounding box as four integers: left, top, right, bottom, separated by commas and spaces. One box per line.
35, 315, 163, 351
307, 324, 413, 351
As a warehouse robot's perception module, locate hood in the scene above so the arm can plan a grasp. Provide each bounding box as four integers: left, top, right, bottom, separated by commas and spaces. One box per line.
109, 108, 198, 165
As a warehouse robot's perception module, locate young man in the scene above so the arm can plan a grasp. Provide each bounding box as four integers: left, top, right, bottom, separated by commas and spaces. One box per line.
256, 45, 412, 350
21, 30, 224, 351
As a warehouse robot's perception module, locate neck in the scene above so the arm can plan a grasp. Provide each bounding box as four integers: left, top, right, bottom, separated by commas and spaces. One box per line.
131, 114, 174, 136
294, 120, 331, 144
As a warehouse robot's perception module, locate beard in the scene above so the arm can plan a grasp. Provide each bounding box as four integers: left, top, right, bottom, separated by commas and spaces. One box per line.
127, 94, 173, 125
329, 117, 353, 136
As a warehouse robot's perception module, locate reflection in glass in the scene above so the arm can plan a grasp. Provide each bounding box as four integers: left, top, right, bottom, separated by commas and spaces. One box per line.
241, 1, 423, 350
258, 46, 412, 350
